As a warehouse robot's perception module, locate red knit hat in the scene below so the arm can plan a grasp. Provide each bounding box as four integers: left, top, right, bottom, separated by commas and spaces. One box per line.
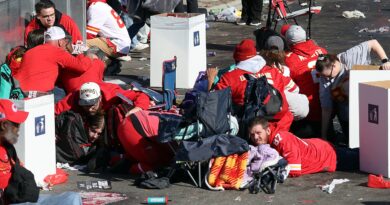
280, 24, 291, 37
233, 39, 257, 62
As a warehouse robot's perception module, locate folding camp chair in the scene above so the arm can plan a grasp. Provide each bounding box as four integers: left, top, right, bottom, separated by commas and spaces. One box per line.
159, 87, 233, 187
129, 56, 177, 110
266, 0, 321, 38
249, 158, 288, 194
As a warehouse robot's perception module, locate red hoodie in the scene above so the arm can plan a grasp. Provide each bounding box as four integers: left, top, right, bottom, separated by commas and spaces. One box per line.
268, 131, 336, 177
55, 82, 149, 115
216, 65, 293, 131
285, 40, 327, 121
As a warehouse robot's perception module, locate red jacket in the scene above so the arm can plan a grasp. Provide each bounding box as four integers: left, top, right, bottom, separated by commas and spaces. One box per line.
269, 131, 336, 177
24, 10, 83, 45
55, 82, 150, 115
0, 146, 12, 189
215, 66, 293, 131
285, 40, 327, 121
15, 44, 94, 92
58, 56, 105, 93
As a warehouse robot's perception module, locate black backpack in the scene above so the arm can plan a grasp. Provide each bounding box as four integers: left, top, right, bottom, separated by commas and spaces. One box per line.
55, 111, 89, 164
4, 144, 39, 204
240, 74, 283, 139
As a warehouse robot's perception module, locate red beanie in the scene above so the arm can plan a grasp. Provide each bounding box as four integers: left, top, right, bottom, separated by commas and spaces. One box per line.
233, 39, 257, 62
281, 24, 291, 37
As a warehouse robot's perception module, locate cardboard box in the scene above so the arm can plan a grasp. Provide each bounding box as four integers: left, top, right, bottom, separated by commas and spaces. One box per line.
12, 94, 56, 185
349, 65, 390, 148
359, 81, 390, 177
150, 13, 206, 89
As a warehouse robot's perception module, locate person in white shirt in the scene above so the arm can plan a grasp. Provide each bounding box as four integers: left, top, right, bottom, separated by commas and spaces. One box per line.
86, 0, 131, 60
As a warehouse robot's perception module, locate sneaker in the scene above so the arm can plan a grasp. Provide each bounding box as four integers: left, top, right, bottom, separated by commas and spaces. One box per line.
368, 174, 390, 188
131, 43, 149, 51
117, 55, 132, 61
250, 21, 262, 26
236, 19, 247, 26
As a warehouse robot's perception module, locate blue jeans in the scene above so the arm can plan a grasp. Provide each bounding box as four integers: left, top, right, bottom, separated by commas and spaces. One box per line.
11, 192, 82, 205
120, 12, 140, 49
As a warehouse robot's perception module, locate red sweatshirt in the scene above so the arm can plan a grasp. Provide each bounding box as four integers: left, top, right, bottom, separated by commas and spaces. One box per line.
285, 40, 327, 121
24, 10, 83, 46
55, 82, 150, 115
269, 131, 336, 177
15, 44, 94, 92
58, 56, 105, 93
215, 66, 293, 131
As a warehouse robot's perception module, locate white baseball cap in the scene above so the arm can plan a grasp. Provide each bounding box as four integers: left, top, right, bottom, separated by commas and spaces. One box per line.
44, 26, 66, 42
79, 82, 101, 106
285, 25, 307, 44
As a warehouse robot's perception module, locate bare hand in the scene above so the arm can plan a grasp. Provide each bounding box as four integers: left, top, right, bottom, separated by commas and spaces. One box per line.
207, 67, 218, 82
125, 106, 142, 117
382, 62, 390, 70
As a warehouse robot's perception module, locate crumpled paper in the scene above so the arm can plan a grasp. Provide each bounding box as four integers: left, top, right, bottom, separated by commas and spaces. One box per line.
359, 26, 389, 33
317, 178, 350, 194
342, 10, 366, 19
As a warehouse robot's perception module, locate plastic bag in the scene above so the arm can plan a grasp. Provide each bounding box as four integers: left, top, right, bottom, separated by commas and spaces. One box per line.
44, 168, 69, 186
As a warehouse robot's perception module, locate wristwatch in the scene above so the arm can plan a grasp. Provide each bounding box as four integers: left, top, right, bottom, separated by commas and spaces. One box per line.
382, 58, 389, 64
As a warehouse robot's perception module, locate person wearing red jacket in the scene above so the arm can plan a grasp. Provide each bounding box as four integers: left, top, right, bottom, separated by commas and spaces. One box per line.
248, 117, 359, 177
212, 39, 293, 132
15, 26, 96, 92
58, 52, 105, 94
24, 0, 82, 46
0, 99, 29, 190
284, 25, 327, 137
55, 82, 149, 117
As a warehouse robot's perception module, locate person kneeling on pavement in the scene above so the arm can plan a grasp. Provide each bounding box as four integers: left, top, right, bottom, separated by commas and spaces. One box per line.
315, 39, 390, 143
55, 82, 149, 117
248, 117, 359, 177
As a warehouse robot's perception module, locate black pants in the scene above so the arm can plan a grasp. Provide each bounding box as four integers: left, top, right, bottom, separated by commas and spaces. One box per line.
241, 0, 263, 22
290, 120, 321, 138
175, 0, 198, 13
335, 147, 359, 171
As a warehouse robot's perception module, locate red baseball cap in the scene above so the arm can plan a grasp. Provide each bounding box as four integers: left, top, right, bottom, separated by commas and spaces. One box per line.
280, 24, 291, 37
233, 39, 257, 62
0, 99, 29, 124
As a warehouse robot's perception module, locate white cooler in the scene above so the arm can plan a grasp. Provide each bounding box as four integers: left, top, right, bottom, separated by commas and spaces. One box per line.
349, 65, 390, 148
150, 13, 206, 89
12, 94, 56, 185
359, 81, 390, 177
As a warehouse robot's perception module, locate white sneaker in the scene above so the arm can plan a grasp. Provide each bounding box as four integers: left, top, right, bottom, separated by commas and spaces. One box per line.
131, 43, 149, 51
117, 55, 132, 61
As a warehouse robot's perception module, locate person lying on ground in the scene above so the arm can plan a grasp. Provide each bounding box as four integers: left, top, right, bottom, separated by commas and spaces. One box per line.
248, 117, 359, 177
284, 25, 327, 136
316, 39, 390, 141
207, 39, 293, 132
56, 110, 107, 169
55, 82, 149, 117
262, 35, 309, 121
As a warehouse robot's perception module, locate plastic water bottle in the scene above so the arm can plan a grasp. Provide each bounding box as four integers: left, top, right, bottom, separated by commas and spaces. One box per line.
207, 51, 216, 57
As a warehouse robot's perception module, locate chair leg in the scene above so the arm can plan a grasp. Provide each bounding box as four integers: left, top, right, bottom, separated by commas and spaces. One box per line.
184, 163, 199, 187
198, 162, 202, 187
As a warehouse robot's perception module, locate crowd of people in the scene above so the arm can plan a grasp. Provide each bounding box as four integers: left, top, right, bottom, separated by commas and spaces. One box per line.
1, 0, 390, 203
